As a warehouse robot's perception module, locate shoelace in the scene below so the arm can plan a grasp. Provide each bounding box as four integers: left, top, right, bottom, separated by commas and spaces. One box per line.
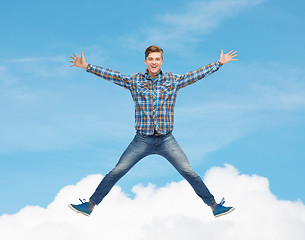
219, 198, 225, 206
79, 198, 87, 204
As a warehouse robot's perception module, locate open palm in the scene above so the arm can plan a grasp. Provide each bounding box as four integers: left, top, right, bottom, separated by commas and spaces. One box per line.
70, 52, 88, 69
219, 50, 238, 64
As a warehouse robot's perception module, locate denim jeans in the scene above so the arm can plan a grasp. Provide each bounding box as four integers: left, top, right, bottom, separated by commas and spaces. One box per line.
90, 132, 215, 206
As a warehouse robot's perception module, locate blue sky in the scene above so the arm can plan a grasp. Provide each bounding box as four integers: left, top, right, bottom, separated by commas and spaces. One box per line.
1, 0, 304, 216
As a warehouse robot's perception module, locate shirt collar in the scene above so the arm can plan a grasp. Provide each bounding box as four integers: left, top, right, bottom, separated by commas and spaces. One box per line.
145, 69, 163, 80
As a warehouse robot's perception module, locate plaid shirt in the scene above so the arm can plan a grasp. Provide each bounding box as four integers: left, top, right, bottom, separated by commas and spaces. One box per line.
86, 61, 222, 135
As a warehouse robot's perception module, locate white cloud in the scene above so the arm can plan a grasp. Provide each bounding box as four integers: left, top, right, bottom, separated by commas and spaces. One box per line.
1, 164, 304, 240
161, 0, 265, 32
7, 56, 66, 63
0, 55, 71, 82
124, 0, 266, 50
0, 66, 19, 85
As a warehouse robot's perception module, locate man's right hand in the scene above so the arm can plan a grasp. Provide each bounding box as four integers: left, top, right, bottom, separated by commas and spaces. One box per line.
70, 52, 88, 69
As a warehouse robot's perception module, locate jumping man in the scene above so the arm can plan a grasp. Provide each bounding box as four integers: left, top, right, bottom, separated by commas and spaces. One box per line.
69, 45, 238, 218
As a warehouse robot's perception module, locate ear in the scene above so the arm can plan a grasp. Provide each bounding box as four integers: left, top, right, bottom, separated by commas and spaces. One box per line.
144, 59, 147, 66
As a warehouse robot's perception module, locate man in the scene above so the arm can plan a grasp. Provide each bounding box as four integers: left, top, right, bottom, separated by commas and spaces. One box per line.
69, 45, 238, 218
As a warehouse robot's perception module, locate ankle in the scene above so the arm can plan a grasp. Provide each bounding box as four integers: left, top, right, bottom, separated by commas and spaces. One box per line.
88, 200, 95, 211
210, 201, 217, 212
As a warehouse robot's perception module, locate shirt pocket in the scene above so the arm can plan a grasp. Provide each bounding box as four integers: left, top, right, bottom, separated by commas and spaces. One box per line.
137, 82, 150, 95
160, 82, 174, 95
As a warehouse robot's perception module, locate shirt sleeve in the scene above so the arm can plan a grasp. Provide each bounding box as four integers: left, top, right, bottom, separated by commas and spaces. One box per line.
86, 64, 131, 89
176, 61, 222, 89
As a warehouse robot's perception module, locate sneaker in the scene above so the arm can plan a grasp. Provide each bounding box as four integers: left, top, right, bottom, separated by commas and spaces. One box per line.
68, 199, 92, 216
213, 198, 235, 218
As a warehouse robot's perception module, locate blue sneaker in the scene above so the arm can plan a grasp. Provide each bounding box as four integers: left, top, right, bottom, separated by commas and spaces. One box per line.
68, 199, 92, 216
213, 198, 235, 218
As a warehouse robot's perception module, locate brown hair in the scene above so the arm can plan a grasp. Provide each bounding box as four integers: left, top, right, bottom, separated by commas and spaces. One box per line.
145, 45, 163, 59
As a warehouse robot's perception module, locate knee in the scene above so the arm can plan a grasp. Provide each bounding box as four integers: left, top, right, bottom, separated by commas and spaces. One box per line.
184, 171, 200, 180
179, 165, 200, 179
107, 164, 129, 179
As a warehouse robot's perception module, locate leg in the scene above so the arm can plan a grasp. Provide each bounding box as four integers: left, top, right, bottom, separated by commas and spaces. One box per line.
157, 134, 215, 206
90, 134, 152, 205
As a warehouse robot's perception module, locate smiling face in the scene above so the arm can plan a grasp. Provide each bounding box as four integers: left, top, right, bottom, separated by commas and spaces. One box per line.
144, 52, 163, 78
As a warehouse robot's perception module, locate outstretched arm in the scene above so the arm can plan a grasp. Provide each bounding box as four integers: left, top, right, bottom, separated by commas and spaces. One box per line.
70, 51, 131, 89
70, 52, 89, 69
218, 49, 238, 65
176, 49, 238, 89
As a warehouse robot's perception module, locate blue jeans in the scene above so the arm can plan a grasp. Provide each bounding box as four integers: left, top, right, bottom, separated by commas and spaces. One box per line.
90, 132, 215, 206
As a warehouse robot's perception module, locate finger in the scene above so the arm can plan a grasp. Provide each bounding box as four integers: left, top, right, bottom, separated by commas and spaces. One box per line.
70, 64, 76, 67
73, 54, 79, 59
228, 50, 234, 54
230, 51, 237, 55
81, 51, 84, 58
70, 56, 76, 60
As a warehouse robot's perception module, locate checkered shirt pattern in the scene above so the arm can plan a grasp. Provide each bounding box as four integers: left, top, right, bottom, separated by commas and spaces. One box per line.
86, 61, 222, 135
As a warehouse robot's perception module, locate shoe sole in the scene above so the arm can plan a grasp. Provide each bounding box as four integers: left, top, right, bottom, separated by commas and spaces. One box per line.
68, 204, 91, 217
214, 207, 235, 218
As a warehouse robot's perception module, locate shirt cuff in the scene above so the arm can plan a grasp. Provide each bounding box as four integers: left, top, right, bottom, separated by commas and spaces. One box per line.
217, 61, 224, 67
86, 64, 92, 72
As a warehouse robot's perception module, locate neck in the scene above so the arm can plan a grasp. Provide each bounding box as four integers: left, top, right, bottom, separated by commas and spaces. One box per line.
149, 71, 160, 79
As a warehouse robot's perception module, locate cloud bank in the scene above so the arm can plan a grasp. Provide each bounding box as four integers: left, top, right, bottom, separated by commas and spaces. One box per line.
1, 164, 304, 240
